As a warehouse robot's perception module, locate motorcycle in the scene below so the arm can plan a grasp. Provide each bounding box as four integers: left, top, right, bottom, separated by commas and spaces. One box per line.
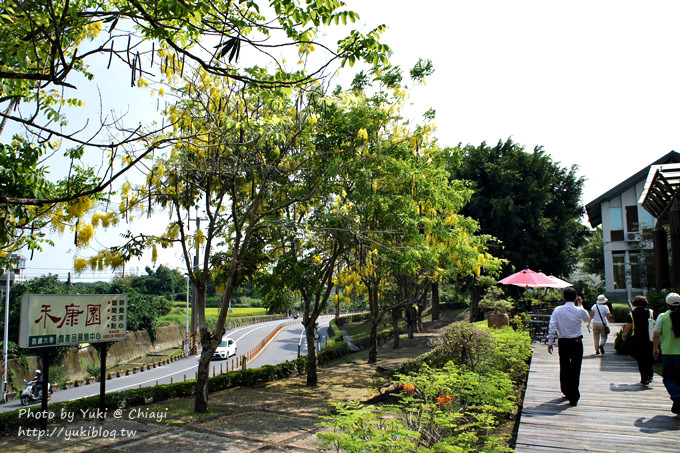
20, 379, 52, 406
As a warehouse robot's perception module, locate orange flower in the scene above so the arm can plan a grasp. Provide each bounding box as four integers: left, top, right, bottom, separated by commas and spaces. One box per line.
437, 395, 453, 407
402, 384, 416, 393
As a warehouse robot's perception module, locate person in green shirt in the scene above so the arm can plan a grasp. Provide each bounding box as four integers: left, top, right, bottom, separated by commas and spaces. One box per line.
653, 292, 680, 415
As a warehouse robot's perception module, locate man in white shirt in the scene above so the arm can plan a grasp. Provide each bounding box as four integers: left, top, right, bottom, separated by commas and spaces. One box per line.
547, 287, 591, 406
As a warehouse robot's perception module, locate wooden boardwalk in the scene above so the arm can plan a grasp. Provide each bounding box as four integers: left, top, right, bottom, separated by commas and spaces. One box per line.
515, 323, 680, 452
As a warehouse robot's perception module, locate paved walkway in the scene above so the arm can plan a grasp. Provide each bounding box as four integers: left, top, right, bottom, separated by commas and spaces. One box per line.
515, 323, 680, 452
0, 334, 438, 452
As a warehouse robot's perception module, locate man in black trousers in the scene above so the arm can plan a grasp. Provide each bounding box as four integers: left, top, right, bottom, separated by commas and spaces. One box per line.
547, 287, 591, 406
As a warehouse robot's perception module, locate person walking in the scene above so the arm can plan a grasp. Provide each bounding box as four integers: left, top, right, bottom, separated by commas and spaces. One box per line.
623, 296, 654, 385
590, 294, 614, 355
653, 292, 680, 414
547, 287, 591, 406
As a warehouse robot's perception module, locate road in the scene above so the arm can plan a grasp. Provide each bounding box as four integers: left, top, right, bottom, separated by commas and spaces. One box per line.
247, 316, 331, 368
0, 316, 332, 413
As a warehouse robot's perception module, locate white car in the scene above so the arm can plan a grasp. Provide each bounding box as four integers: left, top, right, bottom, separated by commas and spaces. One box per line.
211, 337, 237, 360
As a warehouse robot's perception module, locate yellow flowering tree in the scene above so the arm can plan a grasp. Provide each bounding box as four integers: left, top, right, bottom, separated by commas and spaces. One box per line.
0, 0, 388, 271
330, 64, 503, 363
87, 64, 352, 410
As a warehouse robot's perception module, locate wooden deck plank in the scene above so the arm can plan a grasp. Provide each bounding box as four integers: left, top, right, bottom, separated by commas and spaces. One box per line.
515, 323, 680, 452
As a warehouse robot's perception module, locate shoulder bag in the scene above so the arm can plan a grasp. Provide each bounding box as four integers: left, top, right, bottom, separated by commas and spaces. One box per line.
596, 304, 610, 335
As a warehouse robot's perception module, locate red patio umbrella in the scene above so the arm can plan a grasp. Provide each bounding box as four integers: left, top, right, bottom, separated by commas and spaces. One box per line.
498, 268, 563, 288
542, 274, 572, 288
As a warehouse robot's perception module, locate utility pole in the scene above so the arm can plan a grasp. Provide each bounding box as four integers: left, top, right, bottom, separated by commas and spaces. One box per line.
185, 276, 190, 356
188, 214, 208, 355
1, 267, 10, 403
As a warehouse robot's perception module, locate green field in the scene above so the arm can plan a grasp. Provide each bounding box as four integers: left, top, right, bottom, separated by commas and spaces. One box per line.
206, 307, 268, 317
167, 304, 268, 317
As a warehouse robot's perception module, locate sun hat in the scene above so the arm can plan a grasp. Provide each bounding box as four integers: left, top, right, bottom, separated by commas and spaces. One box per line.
596, 295, 608, 304
666, 292, 680, 308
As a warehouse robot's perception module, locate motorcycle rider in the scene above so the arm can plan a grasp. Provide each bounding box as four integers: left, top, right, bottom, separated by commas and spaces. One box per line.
32, 370, 43, 397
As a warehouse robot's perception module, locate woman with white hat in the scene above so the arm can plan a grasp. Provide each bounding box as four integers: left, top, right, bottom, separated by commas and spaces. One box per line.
590, 294, 614, 355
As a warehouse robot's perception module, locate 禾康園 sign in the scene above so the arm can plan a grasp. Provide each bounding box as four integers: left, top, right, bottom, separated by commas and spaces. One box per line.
19, 294, 128, 348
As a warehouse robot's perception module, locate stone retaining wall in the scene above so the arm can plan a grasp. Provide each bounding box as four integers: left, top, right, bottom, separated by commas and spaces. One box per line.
2, 324, 184, 391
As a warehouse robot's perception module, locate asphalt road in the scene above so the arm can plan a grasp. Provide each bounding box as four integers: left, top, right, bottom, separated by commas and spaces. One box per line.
0, 316, 332, 413
247, 316, 331, 368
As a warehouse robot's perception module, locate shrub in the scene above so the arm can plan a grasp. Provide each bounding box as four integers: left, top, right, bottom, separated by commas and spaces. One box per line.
335, 312, 370, 327
319, 362, 518, 452
49, 366, 68, 385
646, 289, 680, 318
489, 326, 532, 385
429, 322, 495, 371
611, 304, 630, 323
318, 341, 351, 364
86, 364, 101, 377
478, 287, 514, 314
614, 326, 632, 355
319, 322, 531, 452
205, 296, 222, 308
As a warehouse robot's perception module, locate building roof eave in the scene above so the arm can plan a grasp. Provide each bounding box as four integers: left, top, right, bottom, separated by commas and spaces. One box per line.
585, 150, 680, 228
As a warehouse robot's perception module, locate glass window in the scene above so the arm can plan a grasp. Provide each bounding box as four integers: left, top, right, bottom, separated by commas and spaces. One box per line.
610, 207, 623, 230
640, 208, 655, 229
612, 252, 626, 289
626, 206, 639, 232
630, 251, 641, 289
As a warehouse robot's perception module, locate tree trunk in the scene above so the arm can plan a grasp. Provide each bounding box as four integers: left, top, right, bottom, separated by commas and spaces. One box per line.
335, 301, 340, 324
306, 325, 318, 386
469, 283, 483, 322
431, 280, 440, 321
391, 307, 401, 349
367, 285, 380, 364
368, 318, 379, 363
405, 305, 415, 340
194, 328, 219, 412
416, 292, 426, 333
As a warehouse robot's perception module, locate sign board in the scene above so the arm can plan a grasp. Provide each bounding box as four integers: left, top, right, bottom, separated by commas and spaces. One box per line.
19, 294, 128, 348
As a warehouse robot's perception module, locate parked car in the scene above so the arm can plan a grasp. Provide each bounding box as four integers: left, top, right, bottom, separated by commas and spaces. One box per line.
211, 337, 237, 360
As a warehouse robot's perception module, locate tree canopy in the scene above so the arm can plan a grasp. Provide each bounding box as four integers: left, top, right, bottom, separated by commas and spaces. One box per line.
0, 0, 389, 270
254, 65, 503, 365
449, 138, 588, 277
579, 226, 605, 280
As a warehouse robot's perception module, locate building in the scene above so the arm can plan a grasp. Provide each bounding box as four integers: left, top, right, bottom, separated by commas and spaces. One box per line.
638, 160, 680, 290
585, 151, 680, 301
0, 254, 27, 300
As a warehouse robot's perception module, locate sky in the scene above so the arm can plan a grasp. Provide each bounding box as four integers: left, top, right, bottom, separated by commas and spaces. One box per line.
15, 0, 680, 282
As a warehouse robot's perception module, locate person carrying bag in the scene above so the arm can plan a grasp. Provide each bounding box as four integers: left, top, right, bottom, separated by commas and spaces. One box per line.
623, 296, 654, 385
590, 295, 614, 355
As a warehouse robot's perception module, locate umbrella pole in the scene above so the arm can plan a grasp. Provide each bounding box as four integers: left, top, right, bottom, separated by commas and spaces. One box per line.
525, 286, 529, 312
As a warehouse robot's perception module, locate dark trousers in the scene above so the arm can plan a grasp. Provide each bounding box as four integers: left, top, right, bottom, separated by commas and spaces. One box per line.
631, 339, 654, 382
558, 337, 584, 403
